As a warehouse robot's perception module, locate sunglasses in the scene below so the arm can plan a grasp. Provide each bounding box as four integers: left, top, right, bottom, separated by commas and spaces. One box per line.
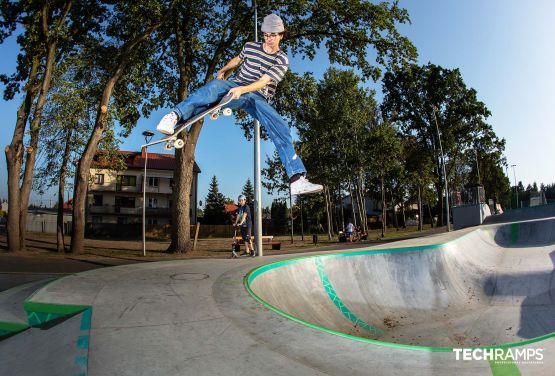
263, 33, 281, 39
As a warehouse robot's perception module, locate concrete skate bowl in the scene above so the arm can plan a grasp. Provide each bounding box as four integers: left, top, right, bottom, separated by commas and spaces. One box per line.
246, 219, 555, 351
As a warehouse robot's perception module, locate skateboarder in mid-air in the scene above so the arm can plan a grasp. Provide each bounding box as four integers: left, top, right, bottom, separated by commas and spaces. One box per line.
156, 14, 323, 196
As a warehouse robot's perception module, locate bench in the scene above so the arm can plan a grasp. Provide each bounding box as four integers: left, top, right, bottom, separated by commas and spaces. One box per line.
234, 235, 281, 250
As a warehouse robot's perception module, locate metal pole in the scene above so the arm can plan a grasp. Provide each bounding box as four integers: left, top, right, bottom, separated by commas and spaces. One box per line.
142, 150, 148, 256
432, 106, 450, 232
141, 131, 154, 257
475, 149, 481, 185
253, 0, 263, 256
511, 164, 518, 208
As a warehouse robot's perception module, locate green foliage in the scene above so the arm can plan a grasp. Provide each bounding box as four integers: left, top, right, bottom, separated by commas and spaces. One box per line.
241, 178, 254, 205
270, 199, 288, 235
262, 150, 289, 197
203, 175, 227, 224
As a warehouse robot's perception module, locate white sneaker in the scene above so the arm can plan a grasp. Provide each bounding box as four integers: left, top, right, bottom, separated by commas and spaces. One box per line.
156, 111, 178, 135
290, 176, 324, 196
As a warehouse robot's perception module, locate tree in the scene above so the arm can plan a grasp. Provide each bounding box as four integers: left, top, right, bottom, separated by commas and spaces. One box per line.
1, 0, 104, 252
241, 178, 254, 205
70, 1, 177, 253
33, 57, 101, 252
270, 199, 288, 235
381, 63, 498, 227
366, 121, 403, 237
203, 175, 227, 225
159, 0, 417, 252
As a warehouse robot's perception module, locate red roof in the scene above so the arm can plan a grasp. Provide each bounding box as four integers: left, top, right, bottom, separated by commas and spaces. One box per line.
224, 204, 238, 213
63, 199, 73, 209
92, 150, 201, 172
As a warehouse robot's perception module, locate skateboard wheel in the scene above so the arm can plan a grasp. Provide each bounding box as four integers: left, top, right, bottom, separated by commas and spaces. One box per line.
174, 139, 185, 149
222, 108, 232, 116
210, 112, 219, 120
163, 142, 173, 150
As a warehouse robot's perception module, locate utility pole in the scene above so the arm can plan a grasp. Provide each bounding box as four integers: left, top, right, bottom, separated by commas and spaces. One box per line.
432, 105, 450, 232
511, 164, 518, 209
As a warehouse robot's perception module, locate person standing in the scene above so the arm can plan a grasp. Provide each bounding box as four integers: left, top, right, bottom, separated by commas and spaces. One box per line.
235, 195, 254, 256
156, 14, 323, 196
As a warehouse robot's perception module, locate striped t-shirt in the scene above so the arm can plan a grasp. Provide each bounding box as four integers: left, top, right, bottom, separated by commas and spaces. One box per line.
233, 41, 288, 100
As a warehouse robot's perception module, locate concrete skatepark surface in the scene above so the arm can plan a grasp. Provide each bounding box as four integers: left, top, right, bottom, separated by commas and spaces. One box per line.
0, 207, 554, 375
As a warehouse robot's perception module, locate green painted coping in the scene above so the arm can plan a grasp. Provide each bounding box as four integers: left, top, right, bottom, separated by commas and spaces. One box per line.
245, 229, 555, 352
0, 321, 29, 337
24, 301, 91, 327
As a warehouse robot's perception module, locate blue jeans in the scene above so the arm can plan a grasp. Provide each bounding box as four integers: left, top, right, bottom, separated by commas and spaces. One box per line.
172, 79, 306, 178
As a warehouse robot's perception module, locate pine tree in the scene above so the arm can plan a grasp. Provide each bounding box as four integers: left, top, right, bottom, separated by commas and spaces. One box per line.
203, 176, 227, 225
242, 179, 255, 204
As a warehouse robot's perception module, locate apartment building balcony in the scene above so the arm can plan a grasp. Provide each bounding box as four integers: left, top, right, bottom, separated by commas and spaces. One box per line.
89, 205, 172, 217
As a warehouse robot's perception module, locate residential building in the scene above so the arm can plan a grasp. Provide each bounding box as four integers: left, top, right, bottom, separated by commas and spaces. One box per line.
88, 150, 201, 226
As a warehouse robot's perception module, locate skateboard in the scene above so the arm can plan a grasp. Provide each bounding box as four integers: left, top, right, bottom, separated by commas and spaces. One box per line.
143, 93, 234, 151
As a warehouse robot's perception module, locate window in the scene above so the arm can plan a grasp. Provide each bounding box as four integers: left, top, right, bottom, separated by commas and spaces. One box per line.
147, 218, 158, 225
92, 195, 103, 206
92, 216, 102, 223
117, 217, 128, 225
94, 174, 104, 184
148, 198, 158, 208
116, 175, 136, 186
169, 178, 174, 188
168, 200, 172, 209
115, 196, 135, 208
148, 177, 159, 187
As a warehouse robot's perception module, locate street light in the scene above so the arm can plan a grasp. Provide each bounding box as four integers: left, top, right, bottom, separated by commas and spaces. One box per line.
511, 164, 518, 209
431, 105, 450, 232
505, 163, 511, 209
142, 130, 155, 256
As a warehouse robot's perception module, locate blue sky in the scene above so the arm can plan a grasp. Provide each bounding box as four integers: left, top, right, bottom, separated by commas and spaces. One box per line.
1, 0, 554, 207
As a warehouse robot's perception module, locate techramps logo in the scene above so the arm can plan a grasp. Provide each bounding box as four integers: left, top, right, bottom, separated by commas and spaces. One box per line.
453, 348, 544, 365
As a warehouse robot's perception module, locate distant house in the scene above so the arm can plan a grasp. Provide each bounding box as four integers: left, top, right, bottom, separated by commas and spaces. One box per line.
88, 149, 201, 226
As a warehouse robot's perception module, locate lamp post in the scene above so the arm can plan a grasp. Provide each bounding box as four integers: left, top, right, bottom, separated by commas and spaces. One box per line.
505, 164, 511, 209
253, 0, 263, 256
142, 130, 154, 256
431, 105, 450, 231
511, 164, 518, 209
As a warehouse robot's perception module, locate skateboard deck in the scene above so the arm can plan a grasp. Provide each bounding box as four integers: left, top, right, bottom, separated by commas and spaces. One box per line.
143, 93, 234, 150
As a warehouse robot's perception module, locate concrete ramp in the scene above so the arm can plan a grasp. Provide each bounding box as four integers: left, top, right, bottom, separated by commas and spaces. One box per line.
247, 218, 555, 349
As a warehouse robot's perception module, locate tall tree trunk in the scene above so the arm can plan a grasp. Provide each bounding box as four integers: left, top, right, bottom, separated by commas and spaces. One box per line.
19, 42, 58, 250
70, 17, 169, 254
428, 201, 434, 228
57, 128, 73, 253
417, 185, 423, 231
5, 58, 40, 252
356, 178, 366, 233
339, 186, 345, 229
359, 174, 368, 233
381, 178, 386, 237
348, 182, 356, 226
167, 4, 244, 253
324, 187, 332, 240
402, 199, 407, 228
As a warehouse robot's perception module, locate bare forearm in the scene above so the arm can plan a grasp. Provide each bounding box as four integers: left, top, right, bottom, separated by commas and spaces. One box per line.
218, 56, 241, 76
237, 75, 272, 94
